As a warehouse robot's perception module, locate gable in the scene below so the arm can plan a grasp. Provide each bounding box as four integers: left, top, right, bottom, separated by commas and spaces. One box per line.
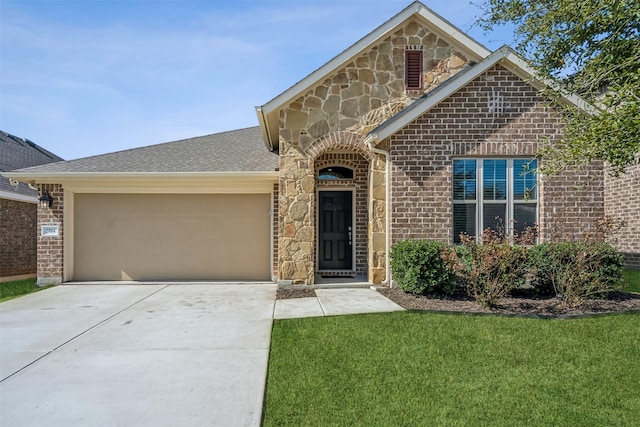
365, 46, 593, 146
257, 1, 491, 151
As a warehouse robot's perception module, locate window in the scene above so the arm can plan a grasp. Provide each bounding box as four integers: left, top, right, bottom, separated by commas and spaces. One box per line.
453, 159, 538, 243
318, 166, 354, 180
405, 49, 423, 90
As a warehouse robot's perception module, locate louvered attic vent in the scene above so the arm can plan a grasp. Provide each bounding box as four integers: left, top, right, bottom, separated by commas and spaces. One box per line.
405, 49, 423, 90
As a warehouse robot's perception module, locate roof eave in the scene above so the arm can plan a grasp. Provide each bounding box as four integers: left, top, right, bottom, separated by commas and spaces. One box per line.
4, 171, 280, 185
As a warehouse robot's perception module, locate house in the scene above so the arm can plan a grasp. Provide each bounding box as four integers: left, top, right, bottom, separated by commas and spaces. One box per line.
6, 1, 639, 286
0, 131, 64, 282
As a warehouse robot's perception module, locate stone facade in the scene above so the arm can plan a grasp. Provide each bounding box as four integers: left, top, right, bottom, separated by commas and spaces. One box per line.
388, 64, 605, 245
605, 161, 640, 267
36, 184, 64, 285
276, 21, 472, 285
0, 198, 37, 279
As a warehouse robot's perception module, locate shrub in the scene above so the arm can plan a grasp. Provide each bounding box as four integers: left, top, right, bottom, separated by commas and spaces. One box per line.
390, 240, 457, 295
529, 241, 624, 306
445, 230, 529, 307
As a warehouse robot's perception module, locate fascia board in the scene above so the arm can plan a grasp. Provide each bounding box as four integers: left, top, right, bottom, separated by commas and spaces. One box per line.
257, 2, 493, 149
260, 2, 490, 118
0, 190, 37, 204
4, 171, 279, 185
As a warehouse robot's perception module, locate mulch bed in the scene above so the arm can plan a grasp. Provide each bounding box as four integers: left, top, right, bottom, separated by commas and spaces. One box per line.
378, 287, 640, 318
276, 288, 316, 300
276, 285, 640, 318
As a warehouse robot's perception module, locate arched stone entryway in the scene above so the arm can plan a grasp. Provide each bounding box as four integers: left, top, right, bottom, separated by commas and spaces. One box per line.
277, 131, 386, 285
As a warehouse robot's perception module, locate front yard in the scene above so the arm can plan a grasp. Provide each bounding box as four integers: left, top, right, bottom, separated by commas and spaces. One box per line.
264, 311, 640, 426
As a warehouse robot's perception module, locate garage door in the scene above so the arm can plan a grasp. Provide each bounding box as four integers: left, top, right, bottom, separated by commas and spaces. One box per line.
74, 193, 271, 281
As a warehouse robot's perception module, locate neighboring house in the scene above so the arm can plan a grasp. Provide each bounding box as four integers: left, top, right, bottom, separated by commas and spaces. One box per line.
0, 131, 63, 282
6, 1, 639, 286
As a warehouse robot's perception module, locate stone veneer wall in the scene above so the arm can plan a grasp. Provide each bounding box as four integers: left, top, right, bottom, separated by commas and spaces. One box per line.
605, 161, 640, 267
315, 152, 369, 276
37, 183, 64, 285
279, 20, 470, 150
389, 64, 605, 245
277, 21, 471, 284
0, 198, 37, 278
272, 183, 279, 279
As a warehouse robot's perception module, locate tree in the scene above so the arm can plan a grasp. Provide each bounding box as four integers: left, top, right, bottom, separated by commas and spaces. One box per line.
479, 0, 640, 176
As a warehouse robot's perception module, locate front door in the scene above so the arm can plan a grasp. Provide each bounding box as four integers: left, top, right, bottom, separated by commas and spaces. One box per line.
318, 191, 353, 271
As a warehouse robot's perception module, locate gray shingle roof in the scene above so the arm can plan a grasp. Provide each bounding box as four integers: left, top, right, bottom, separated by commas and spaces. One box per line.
13, 127, 278, 174
0, 131, 64, 197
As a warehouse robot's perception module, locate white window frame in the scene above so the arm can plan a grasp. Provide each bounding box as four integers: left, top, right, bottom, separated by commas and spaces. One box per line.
453, 158, 538, 241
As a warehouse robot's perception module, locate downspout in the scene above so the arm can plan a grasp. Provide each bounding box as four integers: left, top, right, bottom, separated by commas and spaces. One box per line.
364, 132, 392, 287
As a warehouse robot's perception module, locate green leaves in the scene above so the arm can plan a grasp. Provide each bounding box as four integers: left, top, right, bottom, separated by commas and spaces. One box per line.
480, 0, 640, 174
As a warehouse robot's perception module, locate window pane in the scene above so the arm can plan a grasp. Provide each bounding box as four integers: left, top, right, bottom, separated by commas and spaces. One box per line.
513, 159, 537, 200
318, 166, 354, 180
453, 159, 476, 200
482, 204, 506, 233
483, 159, 507, 200
514, 203, 537, 235
453, 204, 476, 243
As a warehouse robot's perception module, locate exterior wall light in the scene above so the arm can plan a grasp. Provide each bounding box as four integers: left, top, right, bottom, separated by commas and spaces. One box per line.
39, 191, 53, 210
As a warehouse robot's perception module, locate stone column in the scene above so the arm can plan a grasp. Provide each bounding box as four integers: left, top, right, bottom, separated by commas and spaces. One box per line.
278, 143, 316, 285
368, 154, 387, 284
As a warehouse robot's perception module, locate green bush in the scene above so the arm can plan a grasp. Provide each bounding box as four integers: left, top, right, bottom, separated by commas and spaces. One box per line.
529, 242, 624, 305
390, 240, 457, 295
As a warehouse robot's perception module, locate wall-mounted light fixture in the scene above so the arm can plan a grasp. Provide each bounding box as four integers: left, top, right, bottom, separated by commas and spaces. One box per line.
39, 191, 53, 210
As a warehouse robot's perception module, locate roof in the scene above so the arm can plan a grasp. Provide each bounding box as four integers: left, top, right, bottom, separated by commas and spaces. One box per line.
364, 46, 596, 144
256, 1, 492, 151
0, 130, 64, 199
9, 127, 278, 178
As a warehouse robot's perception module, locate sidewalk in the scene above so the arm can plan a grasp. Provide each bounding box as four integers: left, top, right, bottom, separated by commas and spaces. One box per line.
273, 287, 404, 319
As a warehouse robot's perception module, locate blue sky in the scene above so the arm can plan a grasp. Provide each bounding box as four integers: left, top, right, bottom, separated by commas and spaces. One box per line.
0, 0, 515, 160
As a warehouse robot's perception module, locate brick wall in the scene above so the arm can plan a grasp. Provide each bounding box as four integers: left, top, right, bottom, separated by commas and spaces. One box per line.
37, 184, 64, 284
605, 161, 640, 267
0, 198, 37, 278
389, 64, 604, 245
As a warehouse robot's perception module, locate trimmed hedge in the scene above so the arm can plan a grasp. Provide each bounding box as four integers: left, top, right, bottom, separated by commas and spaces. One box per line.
390, 240, 456, 295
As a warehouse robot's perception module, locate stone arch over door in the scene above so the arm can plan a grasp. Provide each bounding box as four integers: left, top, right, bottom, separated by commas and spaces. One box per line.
278, 131, 387, 285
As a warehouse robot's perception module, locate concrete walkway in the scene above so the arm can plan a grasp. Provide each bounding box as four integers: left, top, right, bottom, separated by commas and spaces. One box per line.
274, 287, 404, 319
0, 284, 403, 426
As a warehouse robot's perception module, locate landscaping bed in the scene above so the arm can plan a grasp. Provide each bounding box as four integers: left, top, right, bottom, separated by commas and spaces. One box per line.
379, 287, 640, 317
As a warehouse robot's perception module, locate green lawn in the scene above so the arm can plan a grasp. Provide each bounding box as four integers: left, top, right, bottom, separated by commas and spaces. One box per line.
264, 311, 640, 426
622, 268, 640, 293
0, 278, 48, 302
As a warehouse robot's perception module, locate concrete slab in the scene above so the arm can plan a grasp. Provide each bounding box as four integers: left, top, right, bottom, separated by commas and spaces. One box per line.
0, 284, 166, 379
0, 283, 277, 427
315, 288, 405, 316
274, 297, 325, 319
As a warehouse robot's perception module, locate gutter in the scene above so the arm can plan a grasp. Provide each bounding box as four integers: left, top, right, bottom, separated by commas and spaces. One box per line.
364, 132, 392, 287
4, 171, 280, 185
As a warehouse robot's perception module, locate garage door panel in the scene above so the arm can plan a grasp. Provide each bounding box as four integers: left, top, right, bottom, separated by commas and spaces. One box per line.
74, 194, 271, 281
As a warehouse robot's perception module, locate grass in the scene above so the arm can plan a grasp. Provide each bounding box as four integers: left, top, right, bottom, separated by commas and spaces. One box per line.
264, 311, 640, 426
622, 268, 640, 293
0, 278, 49, 302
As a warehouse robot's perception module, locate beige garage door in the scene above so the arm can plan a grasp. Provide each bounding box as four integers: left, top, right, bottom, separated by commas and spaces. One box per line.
74, 193, 271, 281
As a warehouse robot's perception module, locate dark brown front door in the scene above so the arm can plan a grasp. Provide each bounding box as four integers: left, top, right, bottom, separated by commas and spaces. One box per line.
318, 191, 353, 270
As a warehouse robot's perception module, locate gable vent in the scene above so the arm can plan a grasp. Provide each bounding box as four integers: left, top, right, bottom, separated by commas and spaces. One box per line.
405, 49, 423, 90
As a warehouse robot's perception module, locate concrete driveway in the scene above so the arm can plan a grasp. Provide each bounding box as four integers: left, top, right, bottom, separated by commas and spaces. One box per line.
0, 283, 277, 427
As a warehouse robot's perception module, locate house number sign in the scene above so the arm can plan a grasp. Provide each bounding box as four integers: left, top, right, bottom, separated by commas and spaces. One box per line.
41, 224, 60, 237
